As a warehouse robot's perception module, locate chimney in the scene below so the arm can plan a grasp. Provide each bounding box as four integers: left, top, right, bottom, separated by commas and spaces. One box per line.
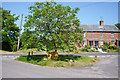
99, 20, 104, 26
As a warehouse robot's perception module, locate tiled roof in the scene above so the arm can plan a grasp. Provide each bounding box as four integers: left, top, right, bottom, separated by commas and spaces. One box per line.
79, 25, 120, 32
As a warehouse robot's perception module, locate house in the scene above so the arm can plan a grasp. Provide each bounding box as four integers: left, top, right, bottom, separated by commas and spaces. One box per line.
79, 20, 120, 48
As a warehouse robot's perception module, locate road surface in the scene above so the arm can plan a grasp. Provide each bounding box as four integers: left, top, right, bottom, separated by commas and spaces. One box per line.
0, 53, 119, 78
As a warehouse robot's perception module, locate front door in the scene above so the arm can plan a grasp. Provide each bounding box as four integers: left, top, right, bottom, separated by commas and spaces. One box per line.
119, 41, 120, 48
95, 41, 98, 48
89, 41, 93, 48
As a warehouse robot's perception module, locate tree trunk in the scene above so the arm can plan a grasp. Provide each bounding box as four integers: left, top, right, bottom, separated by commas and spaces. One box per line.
54, 44, 57, 53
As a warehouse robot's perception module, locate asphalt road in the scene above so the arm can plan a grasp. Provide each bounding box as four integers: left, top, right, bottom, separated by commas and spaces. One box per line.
0, 52, 118, 56
0, 53, 119, 78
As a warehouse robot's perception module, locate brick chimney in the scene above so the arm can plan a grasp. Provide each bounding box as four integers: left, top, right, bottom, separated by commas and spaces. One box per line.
99, 20, 104, 26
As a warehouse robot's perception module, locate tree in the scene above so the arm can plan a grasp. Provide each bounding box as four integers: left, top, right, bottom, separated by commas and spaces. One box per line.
24, 2, 83, 53
1, 7, 19, 51
21, 30, 38, 49
115, 23, 120, 30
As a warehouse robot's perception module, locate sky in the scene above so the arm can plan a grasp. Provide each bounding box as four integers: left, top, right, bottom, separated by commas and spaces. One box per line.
2, 2, 119, 33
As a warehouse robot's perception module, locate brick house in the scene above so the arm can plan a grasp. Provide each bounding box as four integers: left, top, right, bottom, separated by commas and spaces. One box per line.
79, 20, 120, 48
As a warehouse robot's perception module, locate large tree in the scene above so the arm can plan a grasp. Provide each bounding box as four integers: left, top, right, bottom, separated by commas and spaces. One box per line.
1, 8, 19, 51
24, 2, 83, 53
21, 30, 39, 49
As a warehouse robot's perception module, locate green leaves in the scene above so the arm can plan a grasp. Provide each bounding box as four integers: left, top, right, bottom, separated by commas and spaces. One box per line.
23, 2, 83, 52
1, 7, 19, 51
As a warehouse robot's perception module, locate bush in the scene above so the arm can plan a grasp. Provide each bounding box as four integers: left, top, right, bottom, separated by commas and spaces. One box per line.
81, 48, 88, 52
95, 47, 98, 50
75, 51, 78, 53
90, 49, 96, 52
103, 42, 110, 48
102, 48, 107, 52
102, 45, 108, 52
88, 49, 97, 52
108, 45, 117, 49
12, 44, 17, 51
99, 45, 103, 48
86, 45, 91, 49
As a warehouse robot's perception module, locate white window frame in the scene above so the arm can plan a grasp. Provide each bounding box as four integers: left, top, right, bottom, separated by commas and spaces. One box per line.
111, 40, 114, 45
83, 41, 85, 46
100, 40, 103, 45
83, 32, 86, 37
111, 32, 114, 38
100, 32, 103, 38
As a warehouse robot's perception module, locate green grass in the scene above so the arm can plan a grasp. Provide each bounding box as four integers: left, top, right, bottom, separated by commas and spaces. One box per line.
107, 48, 120, 53
15, 55, 99, 67
17, 48, 45, 53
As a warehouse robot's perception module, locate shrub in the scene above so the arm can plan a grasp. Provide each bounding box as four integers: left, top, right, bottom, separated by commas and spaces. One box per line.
12, 44, 17, 51
102, 48, 107, 52
90, 49, 95, 52
103, 42, 110, 49
108, 45, 117, 49
95, 47, 98, 50
102, 45, 108, 52
81, 48, 88, 52
88, 49, 97, 52
46, 51, 58, 60
42, 57, 48, 61
99, 45, 103, 48
86, 45, 91, 49
75, 51, 78, 53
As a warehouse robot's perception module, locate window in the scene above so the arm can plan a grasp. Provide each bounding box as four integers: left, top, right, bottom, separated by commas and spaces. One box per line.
100, 40, 103, 45
100, 32, 103, 38
83, 32, 85, 37
111, 32, 114, 38
83, 41, 85, 46
111, 40, 114, 45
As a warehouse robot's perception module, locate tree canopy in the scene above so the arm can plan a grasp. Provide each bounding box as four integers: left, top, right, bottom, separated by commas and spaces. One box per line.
1, 7, 19, 51
23, 2, 83, 53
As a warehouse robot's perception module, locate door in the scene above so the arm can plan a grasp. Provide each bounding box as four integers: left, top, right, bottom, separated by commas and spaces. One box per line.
89, 41, 93, 48
95, 41, 98, 48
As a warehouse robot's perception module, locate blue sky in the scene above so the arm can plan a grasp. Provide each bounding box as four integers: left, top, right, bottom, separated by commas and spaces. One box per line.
2, 2, 118, 33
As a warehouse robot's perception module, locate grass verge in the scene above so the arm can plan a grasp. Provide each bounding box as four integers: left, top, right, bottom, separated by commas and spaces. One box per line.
15, 55, 99, 67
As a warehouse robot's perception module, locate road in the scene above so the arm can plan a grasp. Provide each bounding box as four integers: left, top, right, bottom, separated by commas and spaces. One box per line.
0, 53, 119, 78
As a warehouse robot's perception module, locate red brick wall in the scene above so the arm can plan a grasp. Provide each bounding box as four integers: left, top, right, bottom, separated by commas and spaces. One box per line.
82, 31, 120, 48
83, 32, 119, 40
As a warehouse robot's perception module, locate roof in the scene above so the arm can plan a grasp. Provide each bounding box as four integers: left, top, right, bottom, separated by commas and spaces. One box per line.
78, 25, 120, 32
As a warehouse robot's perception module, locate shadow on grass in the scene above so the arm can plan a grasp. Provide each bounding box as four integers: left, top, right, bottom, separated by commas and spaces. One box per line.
24, 55, 81, 62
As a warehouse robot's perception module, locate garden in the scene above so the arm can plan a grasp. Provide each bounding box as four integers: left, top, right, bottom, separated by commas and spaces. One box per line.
15, 54, 99, 67
101, 42, 120, 53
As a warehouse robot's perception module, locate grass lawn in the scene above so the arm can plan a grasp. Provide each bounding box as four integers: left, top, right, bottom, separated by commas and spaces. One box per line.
0, 47, 101, 54
108, 48, 120, 53
15, 55, 99, 67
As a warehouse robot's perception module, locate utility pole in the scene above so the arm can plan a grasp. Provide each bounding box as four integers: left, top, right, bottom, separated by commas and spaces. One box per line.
17, 14, 23, 51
